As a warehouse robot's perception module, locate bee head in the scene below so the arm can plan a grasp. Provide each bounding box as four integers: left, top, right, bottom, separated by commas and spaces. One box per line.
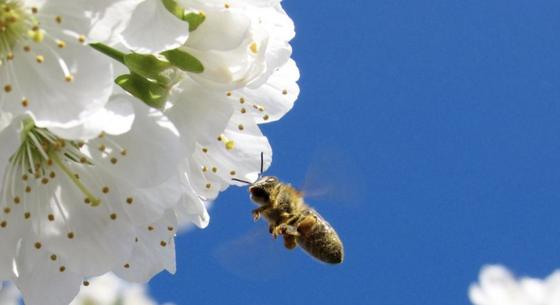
248, 176, 279, 205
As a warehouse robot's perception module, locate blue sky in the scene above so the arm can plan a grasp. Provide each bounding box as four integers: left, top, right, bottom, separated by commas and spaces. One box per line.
150, 1, 560, 304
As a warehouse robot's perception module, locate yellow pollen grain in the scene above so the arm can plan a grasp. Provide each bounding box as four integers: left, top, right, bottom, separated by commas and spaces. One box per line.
202, 147, 208, 153
13, 197, 20, 204
102, 186, 109, 194
226, 92, 232, 96
49, 171, 56, 178
126, 197, 134, 204
225, 140, 235, 150
263, 114, 270, 121
6, 52, 14, 60
110, 157, 118, 164
41, 177, 49, 184
212, 167, 217, 173
250, 42, 258, 54
201, 166, 208, 172
217, 135, 223, 141
34, 242, 41, 249
65, 74, 74, 82
224, 3, 230, 9
121, 149, 128, 156
160, 241, 167, 247
35, 55, 44, 63
110, 213, 117, 220
50, 254, 57, 261
240, 108, 246, 114
4, 84, 12, 93
55, 16, 62, 24
205, 183, 211, 189
22, 174, 28, 181
56, 40, 66, 48
238, 124, 244, 131
59, 266, 65, 272
25, 186, 31, 193
98, 144, 106, 151
239, 98, 245, 104
24, 212, 31, 219
78, 35, 86, 44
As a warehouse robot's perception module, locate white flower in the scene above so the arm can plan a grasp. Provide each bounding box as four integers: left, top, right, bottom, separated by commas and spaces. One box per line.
166, 59, 299, 218
0, 0, 115, 137
178, 0, 295, 90
469, 265, 560, 305
0, 283, 19, 305
0, 96, 199, 305
72, 273, 160, 305
1, 273, 168, 305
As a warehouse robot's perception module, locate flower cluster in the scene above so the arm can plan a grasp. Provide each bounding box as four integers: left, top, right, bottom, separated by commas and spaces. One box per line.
0, 0, 299, 304
1, 273, 166, 305
469, 265, 560, 305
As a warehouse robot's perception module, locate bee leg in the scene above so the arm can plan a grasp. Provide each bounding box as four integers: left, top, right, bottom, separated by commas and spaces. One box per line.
251, 206, 269, 221
272, 223, 299, 238
296, 215, 317, 236
283, 235, 297, 250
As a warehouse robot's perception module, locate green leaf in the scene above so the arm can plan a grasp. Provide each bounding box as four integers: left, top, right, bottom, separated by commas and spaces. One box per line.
161, 49, 204, 73
115, 74, 168, 109
162, 0, 184, 19
123, 53, 172, 84
183, 11, 206, 31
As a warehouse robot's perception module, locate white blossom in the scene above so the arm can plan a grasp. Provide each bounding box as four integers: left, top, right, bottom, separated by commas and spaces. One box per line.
470, 265, 560, 305
178, 0, 295, 90
0, 96, 200, 305
0, 0, 115, 138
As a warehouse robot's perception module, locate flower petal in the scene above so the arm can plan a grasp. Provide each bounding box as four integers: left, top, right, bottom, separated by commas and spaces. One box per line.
121, 0, 190, 53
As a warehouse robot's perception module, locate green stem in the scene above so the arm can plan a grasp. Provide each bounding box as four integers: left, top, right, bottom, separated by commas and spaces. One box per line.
90, 43, 126, 64
50, 152, 101, 207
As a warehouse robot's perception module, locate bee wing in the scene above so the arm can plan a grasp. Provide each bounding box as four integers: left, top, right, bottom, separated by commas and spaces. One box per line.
212, 227, 298, 281
300, 147, 365, 208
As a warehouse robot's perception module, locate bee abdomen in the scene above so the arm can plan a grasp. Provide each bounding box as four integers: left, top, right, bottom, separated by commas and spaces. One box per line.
296, 210, 344, 264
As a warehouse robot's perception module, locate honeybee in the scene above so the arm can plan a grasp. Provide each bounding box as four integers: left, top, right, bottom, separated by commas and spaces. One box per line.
233, 154, 344, 264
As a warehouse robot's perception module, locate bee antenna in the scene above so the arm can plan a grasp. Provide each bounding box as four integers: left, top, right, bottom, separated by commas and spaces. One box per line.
259, 152, 264, 177
232, 178, 252, 185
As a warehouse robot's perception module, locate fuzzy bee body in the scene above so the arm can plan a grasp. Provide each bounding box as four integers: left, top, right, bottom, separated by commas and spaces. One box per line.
247, 176, 344, 264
